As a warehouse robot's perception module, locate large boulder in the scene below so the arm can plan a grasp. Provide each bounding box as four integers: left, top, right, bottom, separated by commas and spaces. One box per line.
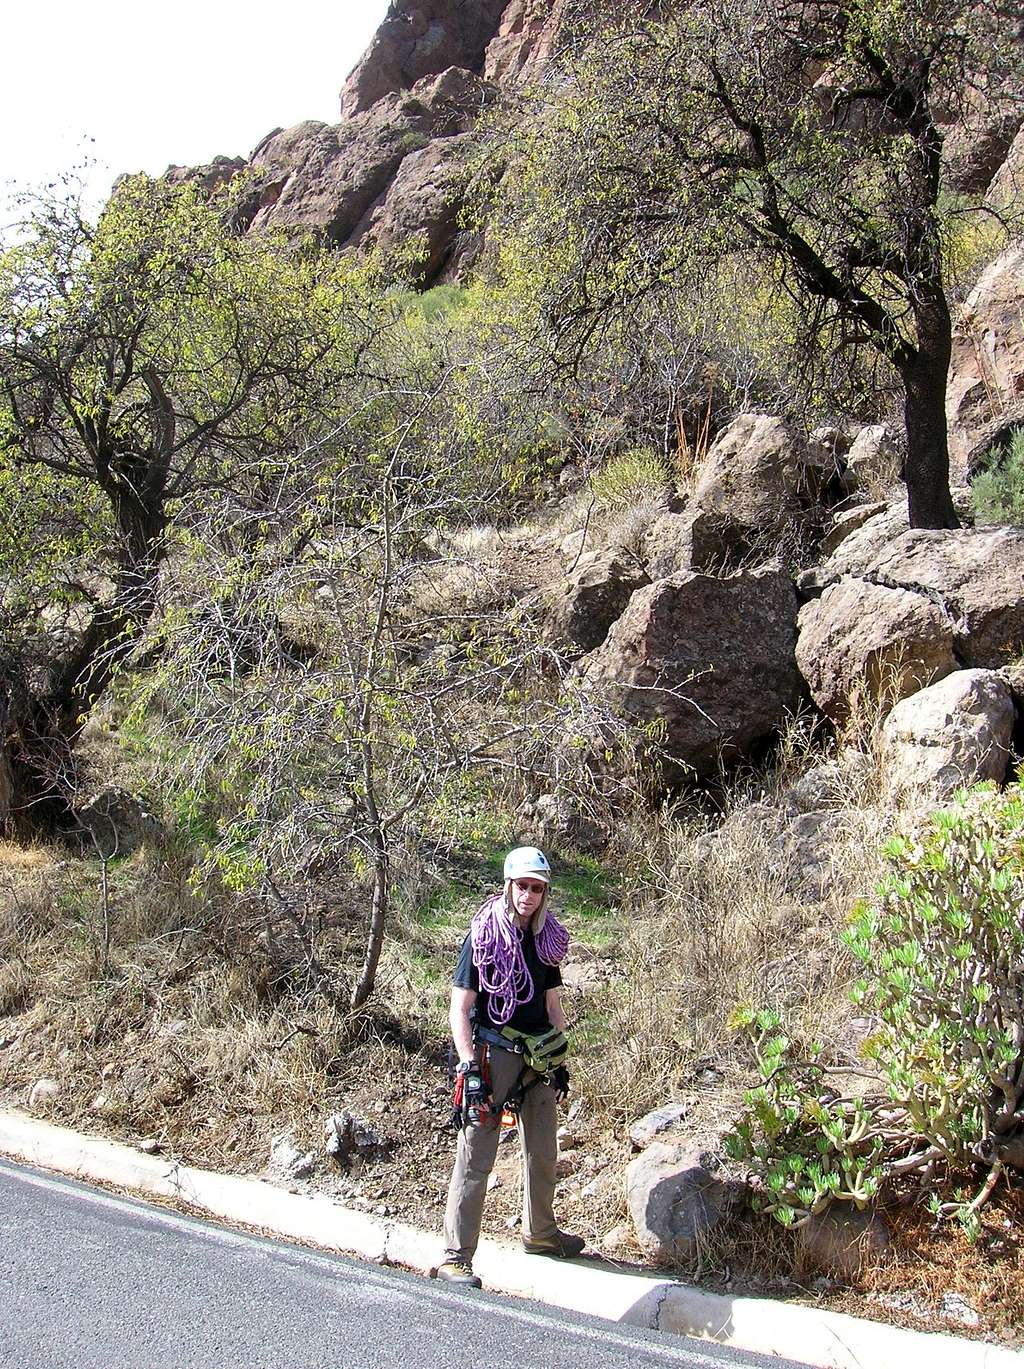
881, 670, 1014, 798
866, 527, 1024, 668
682, 414, 817, 570
841, 424, 899, 497
581, 567, 801, 780
642, 510, 697, 581
75, 786, 162, 858
986, 125, 1024, 214
625, 1142, 734, 1265
798, 500, 908, 594
819, 501, 889, 557
947, 246, 1024, 472
795, 1202, 890, 1280
796, 578, 956, 723
943, 96, 1024, 197
552, 544, 650, 651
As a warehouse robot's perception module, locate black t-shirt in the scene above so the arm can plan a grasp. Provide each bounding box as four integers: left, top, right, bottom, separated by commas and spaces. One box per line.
453, 928, 563, 1032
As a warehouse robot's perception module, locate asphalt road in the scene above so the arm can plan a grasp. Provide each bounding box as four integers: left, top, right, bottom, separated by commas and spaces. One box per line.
0, 1160, 803, 1369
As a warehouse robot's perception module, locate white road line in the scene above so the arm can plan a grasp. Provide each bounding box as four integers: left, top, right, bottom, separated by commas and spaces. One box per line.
1, 1161, 736, 1367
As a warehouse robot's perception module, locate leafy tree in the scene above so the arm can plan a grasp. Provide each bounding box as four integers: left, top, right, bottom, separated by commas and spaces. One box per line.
136, 302, 633, 1008
492, 0, 1024, 528
0, 176, 379, 834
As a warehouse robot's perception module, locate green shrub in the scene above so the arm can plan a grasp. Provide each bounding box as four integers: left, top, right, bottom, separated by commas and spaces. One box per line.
723, 1009, 884, 1227
590, 447, 672, 509
971, 427, 1024, 525
726, 785, 1024, 1234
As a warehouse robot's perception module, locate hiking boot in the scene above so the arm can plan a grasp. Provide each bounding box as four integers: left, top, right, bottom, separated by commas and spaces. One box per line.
522, 1230, 586, 1259
436, 1257, 482, 1288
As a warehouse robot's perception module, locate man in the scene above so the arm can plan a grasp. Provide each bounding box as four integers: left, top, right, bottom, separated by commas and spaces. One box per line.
437, 846, 585, 1287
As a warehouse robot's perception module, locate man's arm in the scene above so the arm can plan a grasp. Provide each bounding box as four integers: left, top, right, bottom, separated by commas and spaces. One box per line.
545, 986, 567, 1033
450, 985, 477, 1063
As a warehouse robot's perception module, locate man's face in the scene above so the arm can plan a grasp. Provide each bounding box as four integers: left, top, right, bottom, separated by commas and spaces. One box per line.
510, 877, 547, 919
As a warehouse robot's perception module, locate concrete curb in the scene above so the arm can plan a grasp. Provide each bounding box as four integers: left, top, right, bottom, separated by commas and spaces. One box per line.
1, 1110, 1019, 1368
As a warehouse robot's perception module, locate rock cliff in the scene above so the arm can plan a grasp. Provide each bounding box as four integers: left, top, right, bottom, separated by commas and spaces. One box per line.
167, 0, 572, 283
166, 0, 1020, 288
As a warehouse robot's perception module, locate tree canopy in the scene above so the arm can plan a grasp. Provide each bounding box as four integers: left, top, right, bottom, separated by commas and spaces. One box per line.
491, 0, 1024, 527
0, 175, 380, 832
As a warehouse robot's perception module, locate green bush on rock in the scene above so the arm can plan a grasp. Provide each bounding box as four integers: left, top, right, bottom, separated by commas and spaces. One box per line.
972, 427, 1024, 527
726, 784, 1024, 1235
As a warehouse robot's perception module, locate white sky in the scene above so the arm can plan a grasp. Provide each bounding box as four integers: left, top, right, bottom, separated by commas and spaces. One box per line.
2, 1, 390, 214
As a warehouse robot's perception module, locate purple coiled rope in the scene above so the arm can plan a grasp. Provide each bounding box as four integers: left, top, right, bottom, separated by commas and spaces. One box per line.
470, 892, 569, 1025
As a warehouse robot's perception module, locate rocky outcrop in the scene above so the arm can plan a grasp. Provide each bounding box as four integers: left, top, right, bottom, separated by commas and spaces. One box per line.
947, 246, 1024, 472
881, 669, 1014, 798
483, 0, 571, 86
349, 131, 480, 278
796, 579, 956, 724
340, 0, 509, 118
244, 68, 493, 251
164, 0, 572, 284
581, 566, 801, 780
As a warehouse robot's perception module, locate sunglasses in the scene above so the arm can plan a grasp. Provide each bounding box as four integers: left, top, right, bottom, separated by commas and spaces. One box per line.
513, 879, 547, 895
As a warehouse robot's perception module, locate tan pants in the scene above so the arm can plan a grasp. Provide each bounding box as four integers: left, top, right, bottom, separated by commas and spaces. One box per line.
443, 1045, 558, 1260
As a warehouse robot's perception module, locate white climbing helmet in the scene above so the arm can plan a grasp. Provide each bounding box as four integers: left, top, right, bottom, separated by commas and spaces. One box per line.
503, 846, 552, 884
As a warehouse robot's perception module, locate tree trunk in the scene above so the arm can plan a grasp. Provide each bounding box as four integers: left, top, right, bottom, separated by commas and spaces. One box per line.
2, 435, 166, 843
3, 504, 163, 839
900, 280, 959, 530
350, 827, 389, 1009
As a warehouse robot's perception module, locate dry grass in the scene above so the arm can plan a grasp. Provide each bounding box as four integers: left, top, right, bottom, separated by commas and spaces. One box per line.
856, 1188, 1024, 1340
0, 840, 53, 871
573, 722, 908, 1131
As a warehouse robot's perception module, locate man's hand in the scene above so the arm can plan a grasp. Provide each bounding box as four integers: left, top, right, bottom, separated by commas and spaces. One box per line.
552, 1064, 570, 1102
458, 1060, 491, 1127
